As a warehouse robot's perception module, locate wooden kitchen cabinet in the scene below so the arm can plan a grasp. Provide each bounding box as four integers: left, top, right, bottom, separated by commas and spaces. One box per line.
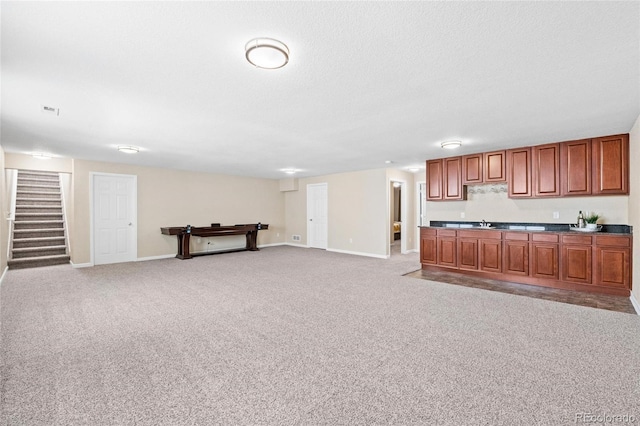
592, 134, 629, 195
479, 236, 502, 273
532, 143, 560, 197
561, 235, 592, 284
436, 229, 457, 268
503, 232, 529, 276
443, 157, 464, 200
426, 159, 443, 200
462, 154, 483, 184
530, 233, 559, 280
458, 237, 479, 270
484, 150, 506, 182
507, 148, 532, 198
594, 235, 630, 288
420, 228, 437, 265
560, 138, 591, 196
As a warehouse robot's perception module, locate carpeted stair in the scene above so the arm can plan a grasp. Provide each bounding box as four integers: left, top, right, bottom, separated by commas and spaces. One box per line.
8, 170, 70, 269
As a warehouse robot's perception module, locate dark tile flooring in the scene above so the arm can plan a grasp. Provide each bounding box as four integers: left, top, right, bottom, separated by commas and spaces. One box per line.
405, 268, 637, 315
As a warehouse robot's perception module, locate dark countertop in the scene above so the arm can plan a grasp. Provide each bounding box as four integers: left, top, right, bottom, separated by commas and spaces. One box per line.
423, 221, 632, 235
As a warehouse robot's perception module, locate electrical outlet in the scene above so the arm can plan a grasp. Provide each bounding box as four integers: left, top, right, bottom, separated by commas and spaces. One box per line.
460, 212, 465, 218
553, 211, 560, 219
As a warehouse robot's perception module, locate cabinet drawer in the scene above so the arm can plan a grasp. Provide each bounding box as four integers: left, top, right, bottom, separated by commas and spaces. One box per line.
531, 233, 559, 243
436, 229, 457, 237
595, 235, 631, 247
504, 232, 529, 241
562, 235, 592, 245
421, 227, 437, 236
458, 230, 501, 239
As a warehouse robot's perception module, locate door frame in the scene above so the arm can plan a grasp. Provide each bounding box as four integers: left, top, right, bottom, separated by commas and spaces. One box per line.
90, 172, 138, 265
388, 178, 408, 255
306, 182, 328, 249
416, 180, 426, 252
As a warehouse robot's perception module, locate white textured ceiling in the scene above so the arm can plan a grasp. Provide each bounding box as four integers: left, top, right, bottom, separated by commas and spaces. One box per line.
1, 1, 639, 179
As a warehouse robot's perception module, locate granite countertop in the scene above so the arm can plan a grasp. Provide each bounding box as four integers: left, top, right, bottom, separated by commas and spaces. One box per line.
423, 221, 632, 235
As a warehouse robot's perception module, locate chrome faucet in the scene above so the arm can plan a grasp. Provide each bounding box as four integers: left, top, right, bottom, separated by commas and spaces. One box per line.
481, 220, 486, 227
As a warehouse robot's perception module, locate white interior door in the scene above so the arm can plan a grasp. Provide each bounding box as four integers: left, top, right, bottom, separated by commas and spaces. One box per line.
93, 173, 137, 265
307, 183, 328, 249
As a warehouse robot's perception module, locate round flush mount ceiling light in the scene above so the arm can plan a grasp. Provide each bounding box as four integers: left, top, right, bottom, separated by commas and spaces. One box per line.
32, 152, 52, 160
245, 38, 289, 69
117, 145, 139, 154
441, 140, 462, 149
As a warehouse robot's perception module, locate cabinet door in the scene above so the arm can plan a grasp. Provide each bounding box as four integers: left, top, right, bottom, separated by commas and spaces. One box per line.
594, 247, 630, 288
532, 143, 560, 197
592, 134, 629, 195
458, 238, 478, 270
437, 237, 457, 268
530, 243, 559, 280
443, 157, 464, 200
560, 139, 591, 196
462, 154, 483, 184
561, 245, 592, 284
484, 150, 506, 182
479, 238, 502, 273
507, 148, 532, 198
503, 240, 529, 276
426, 159, 443, 200
421, 235, 437, 264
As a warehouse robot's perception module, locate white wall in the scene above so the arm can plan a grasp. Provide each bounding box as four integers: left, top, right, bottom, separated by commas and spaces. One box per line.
627, 114, 640, 305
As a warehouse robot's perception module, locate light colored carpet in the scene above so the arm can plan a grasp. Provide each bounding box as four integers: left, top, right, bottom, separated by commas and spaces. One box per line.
1, 246, 639, 425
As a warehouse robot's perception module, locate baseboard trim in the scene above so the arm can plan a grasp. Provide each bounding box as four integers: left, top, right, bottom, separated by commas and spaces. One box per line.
258, 243, 287, 248
630, 292, 640, 315
71, 261, 93, 268
137, 254, 176, 262
284, 243, 310, 248
327, 248, 389, 259
0, 265, 8, 287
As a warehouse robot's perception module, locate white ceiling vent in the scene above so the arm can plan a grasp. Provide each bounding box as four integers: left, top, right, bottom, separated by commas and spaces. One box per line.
40, 105, 59, 116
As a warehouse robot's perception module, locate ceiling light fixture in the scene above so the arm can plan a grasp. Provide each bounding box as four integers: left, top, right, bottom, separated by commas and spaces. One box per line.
441, 140, 462, 149
245, 38, 289, 69
282, 168, 297, 174
407, 167, 420, 173
117, 145, 139, 154
32, 152, 52, 160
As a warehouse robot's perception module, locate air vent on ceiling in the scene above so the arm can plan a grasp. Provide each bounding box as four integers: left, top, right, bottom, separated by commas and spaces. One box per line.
40, 105, 60, 116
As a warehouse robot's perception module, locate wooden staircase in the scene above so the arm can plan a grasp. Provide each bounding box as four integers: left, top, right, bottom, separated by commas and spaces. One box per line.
8, 170, 70, 269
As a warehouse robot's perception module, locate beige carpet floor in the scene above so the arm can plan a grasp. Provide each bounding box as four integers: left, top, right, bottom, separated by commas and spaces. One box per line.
1, 246, 639, 425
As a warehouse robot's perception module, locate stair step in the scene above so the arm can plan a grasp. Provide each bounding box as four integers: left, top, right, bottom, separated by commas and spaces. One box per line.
15, 206, 63, 214
18, 171, 59, 177
15, 213, 64, 221
17, 178, 59, 185
8, 254, 70, 269
12, 245, 67, 259
16, 191, 61, 199
15, 198, 62, 206
13, 220, 64, 230
13, 228, 65, 238
17, 184, 60, 192
12, 236, 66, 248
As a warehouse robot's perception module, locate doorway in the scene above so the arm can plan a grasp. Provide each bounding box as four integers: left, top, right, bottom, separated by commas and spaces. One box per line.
389, 179, 407, 256
92, 173, 137, 265
307, 183, 328, 249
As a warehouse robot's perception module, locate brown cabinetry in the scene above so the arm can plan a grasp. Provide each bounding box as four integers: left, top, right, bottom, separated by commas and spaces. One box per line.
507, 148, 532, 198
503, 232, 529, 276
593, 235, 630, 288
436, 229, 457, 268
420, 228, 437, 264
462, 154, 483, 184
532, 143, 560, 197
561, 235, 592, 284
592, 134, 629, 195
560, 139, 591, 196
479, 233, 502, 273
426, 159, 443, 200
530, 233, 559, 280
458, 237, 478, 270
484, 150, 506, 182
443, 157, 464, 200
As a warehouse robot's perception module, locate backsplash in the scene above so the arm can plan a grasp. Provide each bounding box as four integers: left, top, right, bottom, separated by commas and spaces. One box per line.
425, 185, 629, 225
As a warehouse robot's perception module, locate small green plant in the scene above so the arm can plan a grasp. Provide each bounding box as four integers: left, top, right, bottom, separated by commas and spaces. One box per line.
585, 212, 600, 224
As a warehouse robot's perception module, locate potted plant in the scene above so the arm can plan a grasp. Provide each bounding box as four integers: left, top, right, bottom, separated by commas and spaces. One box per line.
585, 212, 600, 230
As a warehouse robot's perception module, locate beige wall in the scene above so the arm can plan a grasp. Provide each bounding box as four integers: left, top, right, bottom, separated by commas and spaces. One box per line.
71, 160, 285, 264
628, 114, 640, 304
0, 147, 7, 274
5, 153, 72, 173
284, 169, 389, 257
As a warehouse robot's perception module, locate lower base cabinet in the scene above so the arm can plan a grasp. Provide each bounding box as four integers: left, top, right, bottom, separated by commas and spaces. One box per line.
479, 239, 502, 273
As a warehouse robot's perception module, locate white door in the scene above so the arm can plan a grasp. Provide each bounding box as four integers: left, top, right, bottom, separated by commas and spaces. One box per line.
307, 183, 328, 249
93, 173, 137, 265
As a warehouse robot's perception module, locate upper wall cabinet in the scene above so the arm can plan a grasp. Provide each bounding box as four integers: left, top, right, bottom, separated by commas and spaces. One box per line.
560, 139, 592, 196
443, 157, 465, 200
462, 154, 483, 184
592, 134, 629, 195
532, 143, 560, 197
507, 147, 532, 198
426, 159, 443, 200
484, 150, 506, 182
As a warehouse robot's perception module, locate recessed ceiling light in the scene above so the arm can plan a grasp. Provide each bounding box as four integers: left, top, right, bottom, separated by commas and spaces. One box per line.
281, 168, 298, 174
32, 152, 52, 160
245, 38, 289, 69
407, 167, 420, 173
441, 140, 462, 149
385, 160, 393, 164
117, 145, 139, 154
